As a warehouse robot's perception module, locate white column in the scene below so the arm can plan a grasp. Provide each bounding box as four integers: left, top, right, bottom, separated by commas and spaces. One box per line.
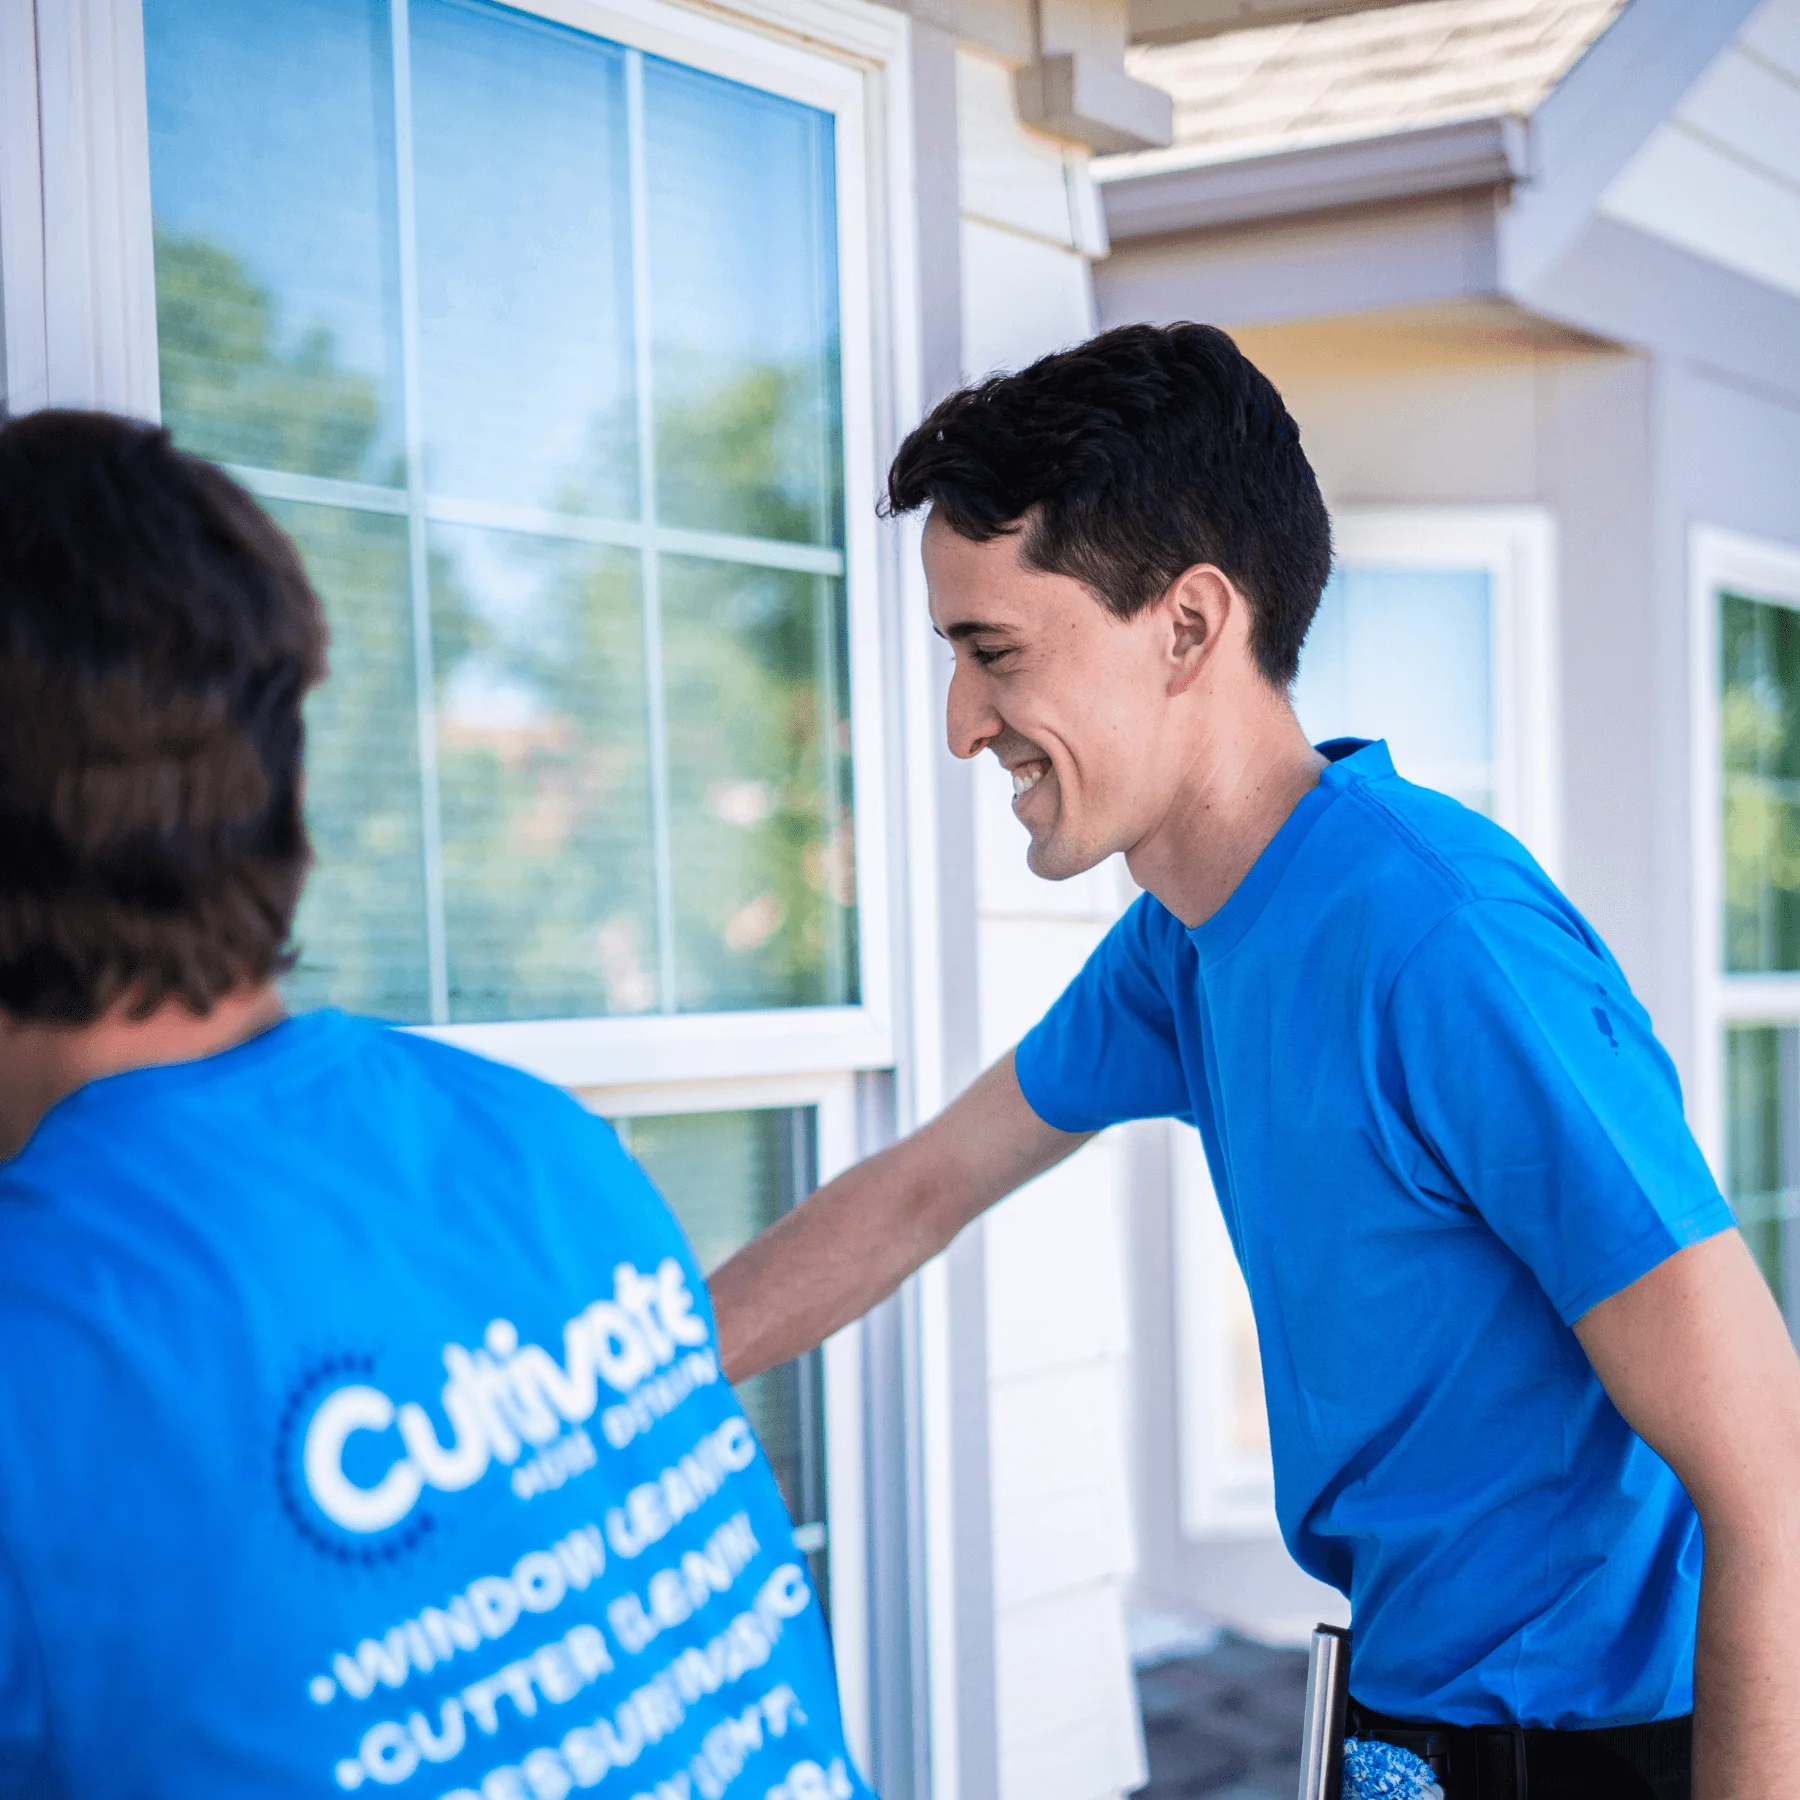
954, 43, 1146, 1800
22, 0, 158, 415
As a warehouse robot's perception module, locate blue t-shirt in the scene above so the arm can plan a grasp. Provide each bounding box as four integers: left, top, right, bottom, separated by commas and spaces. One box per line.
1016, 740, 1733, 1729
0, 1010, 869, 1800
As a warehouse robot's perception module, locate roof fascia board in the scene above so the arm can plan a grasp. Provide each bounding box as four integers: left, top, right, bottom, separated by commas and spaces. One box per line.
1499, 0, 1760, 296
1094, 189, 1500, 331
1525, 214, 1800, 408
1099, 115, 1526, 242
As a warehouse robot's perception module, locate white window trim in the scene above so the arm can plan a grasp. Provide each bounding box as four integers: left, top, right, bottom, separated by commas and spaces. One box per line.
580, 1071, 871, 1775
1687, 526, 1800, 1178
1171, 1126, 1278, 1537
1174, 503, 1563, 1544
1331, 506, 1563, 878
6, 0, 921, 1095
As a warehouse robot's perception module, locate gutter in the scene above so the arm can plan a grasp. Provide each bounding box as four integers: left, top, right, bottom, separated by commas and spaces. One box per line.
1096, 114, 1530, 242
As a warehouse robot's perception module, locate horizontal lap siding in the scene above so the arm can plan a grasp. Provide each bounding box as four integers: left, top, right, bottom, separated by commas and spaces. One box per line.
956, 46, 1145, 1800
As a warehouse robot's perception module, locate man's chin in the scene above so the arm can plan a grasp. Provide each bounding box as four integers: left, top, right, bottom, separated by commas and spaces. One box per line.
1024, 829, 1107, 883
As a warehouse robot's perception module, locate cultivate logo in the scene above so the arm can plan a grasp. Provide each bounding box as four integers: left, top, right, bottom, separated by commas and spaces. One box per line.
302, 1260, 712, 1533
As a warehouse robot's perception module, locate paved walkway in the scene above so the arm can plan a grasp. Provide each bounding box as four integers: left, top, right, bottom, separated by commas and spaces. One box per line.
1136, 1632, 1310, 1800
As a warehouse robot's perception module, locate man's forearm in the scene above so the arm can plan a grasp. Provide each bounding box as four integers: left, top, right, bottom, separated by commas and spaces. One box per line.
708, 1143, 956, 1382
1693, 1506, 1800, 1799
706, 1052, 1089, 1382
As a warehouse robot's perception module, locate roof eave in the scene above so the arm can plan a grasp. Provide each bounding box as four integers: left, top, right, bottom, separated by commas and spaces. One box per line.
1097, 114, 1531, 243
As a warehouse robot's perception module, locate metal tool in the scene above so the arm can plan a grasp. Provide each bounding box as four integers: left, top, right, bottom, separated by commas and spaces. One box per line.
1297, 1624, 1352, 1800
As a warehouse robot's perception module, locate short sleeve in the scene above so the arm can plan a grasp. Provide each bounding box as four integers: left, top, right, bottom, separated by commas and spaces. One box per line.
1385, 899, 1735, 1325
1014, 893, 1194, 1133
0, 1534, 48, 1797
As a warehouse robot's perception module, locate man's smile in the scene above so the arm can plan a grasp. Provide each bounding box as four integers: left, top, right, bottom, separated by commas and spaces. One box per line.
1010, 759, 1050, 802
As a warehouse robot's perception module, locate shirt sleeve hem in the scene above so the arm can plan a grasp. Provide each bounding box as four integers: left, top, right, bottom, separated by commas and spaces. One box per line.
1012, 1030, 1098, 1135
1552, 1199, 1739, 1325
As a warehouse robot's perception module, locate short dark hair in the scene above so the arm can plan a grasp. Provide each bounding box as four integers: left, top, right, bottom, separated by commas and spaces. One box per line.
885, 322, 1332, 686
0, 410, 326, 1023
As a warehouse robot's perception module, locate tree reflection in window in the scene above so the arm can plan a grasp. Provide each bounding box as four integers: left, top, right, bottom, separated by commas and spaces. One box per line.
1722, 594, 1800, 973
144, 0, 857, 1024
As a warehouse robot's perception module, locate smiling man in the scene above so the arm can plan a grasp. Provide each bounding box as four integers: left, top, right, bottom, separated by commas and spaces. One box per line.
708, 323, 1800, 1800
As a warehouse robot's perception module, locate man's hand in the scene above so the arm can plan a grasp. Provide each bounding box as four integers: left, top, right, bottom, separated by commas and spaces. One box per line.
1575, 1230, 1800, 1800
707, 1051, 1088, 1382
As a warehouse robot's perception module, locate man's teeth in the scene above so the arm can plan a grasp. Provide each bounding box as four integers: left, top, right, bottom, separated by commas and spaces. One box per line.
1012, 765, 1046, 799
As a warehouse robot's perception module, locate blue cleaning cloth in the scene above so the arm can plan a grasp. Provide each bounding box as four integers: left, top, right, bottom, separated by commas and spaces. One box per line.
1342, 1737, 1445, 1799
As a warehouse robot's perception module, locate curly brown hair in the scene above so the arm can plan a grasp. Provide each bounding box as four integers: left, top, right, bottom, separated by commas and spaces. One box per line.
0, 410, 327, 1022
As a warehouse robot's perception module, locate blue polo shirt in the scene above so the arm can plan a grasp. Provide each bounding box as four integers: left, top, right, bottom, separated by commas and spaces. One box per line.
1016, 740, 1733, 1728
0, 1012, 868, 1800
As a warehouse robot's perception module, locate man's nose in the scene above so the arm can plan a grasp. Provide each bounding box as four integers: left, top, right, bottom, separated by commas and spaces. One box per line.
945, 661, 1000, 762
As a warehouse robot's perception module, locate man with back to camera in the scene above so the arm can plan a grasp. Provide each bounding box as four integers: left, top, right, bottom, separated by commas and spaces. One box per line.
708, 323, 1800, 1800
0, 410, 871, 1800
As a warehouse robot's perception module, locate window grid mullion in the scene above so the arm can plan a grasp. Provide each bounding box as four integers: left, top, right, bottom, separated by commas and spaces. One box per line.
389, 0, 450, 1026
626, 46, 680, 1018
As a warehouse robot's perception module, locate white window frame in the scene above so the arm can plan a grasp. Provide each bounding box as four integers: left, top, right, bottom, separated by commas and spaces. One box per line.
1328, 506, 1563, 876
1173, 503, 1563, 1542
1171, 1127, 1277, 1537
583, 1071, 870, 1771
1687, 526, 1800, 1178
3, 0, 916, 1092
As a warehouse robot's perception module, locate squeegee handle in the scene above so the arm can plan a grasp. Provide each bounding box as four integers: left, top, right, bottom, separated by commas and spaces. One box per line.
1297, 1624, 1352, 1800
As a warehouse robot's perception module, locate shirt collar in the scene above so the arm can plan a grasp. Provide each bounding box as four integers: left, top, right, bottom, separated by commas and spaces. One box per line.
1186, 738, 1392, 961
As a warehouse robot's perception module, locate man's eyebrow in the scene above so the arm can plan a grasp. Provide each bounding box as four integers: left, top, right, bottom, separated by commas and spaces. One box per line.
935, 619, 1013, 643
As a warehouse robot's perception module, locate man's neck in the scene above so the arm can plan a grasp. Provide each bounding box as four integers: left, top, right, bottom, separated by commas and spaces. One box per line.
0, 983, 287, 1160
1126, 691, 1327, 931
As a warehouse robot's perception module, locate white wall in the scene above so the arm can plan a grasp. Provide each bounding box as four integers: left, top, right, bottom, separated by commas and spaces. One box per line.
1598, 0, 1800, 306
953, 45, 1148, 1800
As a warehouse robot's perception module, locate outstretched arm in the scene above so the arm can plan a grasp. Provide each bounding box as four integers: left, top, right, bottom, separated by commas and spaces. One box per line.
1575, 1230, 1800, 1800
709, 1051, 1088, 1382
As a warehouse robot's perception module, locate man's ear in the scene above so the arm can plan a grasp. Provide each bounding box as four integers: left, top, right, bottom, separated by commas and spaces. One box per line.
1165, 564, 1236, 696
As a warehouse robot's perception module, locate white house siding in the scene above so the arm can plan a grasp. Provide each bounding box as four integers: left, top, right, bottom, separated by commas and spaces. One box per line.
1597, 0, 1800, 307
953, 45, 1148, 1800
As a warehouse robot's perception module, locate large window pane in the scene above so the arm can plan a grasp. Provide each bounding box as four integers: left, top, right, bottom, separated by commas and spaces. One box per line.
411, 0, 637, 514
145, 0, 402, 483
1721, 593, 1800, 972
148, 0, 859, 1026
645, 62, 842, 546
277, 502, 431, 1020
1724, 1024, 1800, 1331
1293, 566, 1493, 813
617, 1108, 828, 1593
431, 525, 658, 1020
663, 557, 857, 1011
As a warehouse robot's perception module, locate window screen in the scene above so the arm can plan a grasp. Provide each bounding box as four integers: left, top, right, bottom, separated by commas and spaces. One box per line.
143, 0, 855, 1026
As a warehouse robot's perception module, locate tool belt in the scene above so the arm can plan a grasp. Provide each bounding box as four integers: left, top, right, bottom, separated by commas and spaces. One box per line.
1346, 1698, 1694, 1800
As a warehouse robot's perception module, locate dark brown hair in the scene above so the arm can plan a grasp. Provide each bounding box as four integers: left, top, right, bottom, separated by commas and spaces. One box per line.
0, 409, 326, 1023
885, 322, 1332, 686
